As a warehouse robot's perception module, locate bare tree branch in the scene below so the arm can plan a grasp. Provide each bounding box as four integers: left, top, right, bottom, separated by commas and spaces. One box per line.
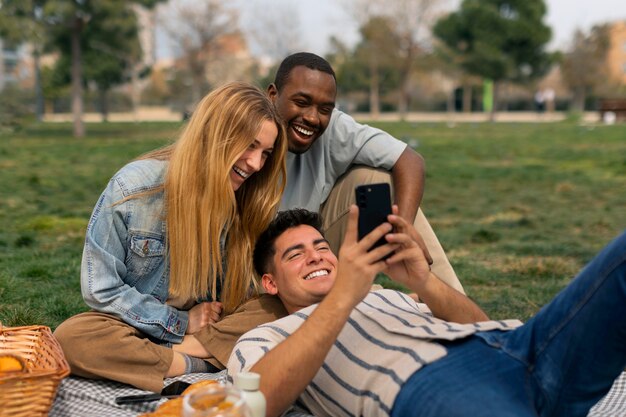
158, 0, 237, 104
241, 0, 303, 61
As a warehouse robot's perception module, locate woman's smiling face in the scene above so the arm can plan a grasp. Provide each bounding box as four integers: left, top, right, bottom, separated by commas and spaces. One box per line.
229, 120, 277, 191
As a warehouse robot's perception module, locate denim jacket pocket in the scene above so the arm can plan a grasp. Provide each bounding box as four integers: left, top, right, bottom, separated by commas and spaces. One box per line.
126, 234, 166, 286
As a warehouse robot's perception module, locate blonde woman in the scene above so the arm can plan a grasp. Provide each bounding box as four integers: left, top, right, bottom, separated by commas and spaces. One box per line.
54, 82, 288, 392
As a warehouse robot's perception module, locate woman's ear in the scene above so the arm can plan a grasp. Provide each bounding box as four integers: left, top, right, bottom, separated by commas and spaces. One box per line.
262, 273, 278, 295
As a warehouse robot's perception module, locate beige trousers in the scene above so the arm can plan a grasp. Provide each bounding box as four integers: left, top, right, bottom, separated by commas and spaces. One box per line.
320, 166, 464, 294
53, 294, 287, 392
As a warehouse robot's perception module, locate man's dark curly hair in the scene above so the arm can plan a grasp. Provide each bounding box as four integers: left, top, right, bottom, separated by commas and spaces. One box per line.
253, 209, 324, 276
273, 52, 336, 92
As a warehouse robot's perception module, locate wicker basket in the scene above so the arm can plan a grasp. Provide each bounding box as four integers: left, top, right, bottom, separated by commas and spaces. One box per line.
0, 325, 70, 417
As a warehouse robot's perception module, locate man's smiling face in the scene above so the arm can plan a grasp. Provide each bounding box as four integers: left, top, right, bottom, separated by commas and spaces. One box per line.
261, 225, 337, 313
268, 66, 336, 154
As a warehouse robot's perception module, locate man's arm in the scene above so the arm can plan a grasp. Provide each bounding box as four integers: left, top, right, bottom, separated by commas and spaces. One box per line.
249, 208, 396, 417
250, 290, 356, 417
385, 209, 488, 323
334, 111, 424, 221
408, 271, 488, 323
391, 147, 425, 222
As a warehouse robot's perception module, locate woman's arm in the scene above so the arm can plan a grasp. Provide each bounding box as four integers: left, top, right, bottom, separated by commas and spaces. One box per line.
81, 178, 189, 343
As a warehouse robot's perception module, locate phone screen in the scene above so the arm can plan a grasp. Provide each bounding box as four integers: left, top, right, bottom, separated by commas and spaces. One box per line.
355, 183, 392, 250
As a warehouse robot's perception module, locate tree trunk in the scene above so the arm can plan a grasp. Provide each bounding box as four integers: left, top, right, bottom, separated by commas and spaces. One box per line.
34, 47, 44, 122
572, 87, 586, 113
397, 56, 413, 119
99, 88, 109, 122
398, 77, 410, 119
71, 16, 85, 138
447, 88, 455, 113
463, 84, 472, 113
131, 62, 140, 122
188, 47, 206, 107
369, 57, 380, 119
489, 81, 498, 122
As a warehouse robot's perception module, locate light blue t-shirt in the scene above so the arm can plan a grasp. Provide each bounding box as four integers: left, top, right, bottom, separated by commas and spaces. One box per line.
279, 109, 407, 212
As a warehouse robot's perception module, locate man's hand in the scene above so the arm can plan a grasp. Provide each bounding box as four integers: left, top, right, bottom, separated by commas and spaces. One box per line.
382, 205, 489, 323
383, 205, 431, 289
408, 222, 433, 266
186, 301, 223, 334
331, 205, 398, 306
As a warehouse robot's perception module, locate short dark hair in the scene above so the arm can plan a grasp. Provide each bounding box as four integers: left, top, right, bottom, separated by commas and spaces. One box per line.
273, 52, 336, 91
253, 209, 324, 276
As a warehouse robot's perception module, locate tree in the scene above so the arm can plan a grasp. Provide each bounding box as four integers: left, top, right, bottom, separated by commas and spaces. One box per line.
344, 0, 448, 115
328, 17, 402, 116
434, 0, 552, 119
433, 33, 483, 113
357, 16, 402, 116
560, 25, 611, 112
326, 36, 354, 95
79, 2, 142, 121
330, 16, 401, 116
242, 1, 303, 62
159, 0, 237, 107
2, 0, 161, 133
353, 0, 448, 115
43, 0, 162, 137
0, 0, 49, 122
41, 58, 69, 112
47, 1, 140, 122
43, 0, 96, 137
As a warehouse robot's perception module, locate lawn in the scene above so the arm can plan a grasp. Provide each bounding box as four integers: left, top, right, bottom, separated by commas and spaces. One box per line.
0, 120, 625, 328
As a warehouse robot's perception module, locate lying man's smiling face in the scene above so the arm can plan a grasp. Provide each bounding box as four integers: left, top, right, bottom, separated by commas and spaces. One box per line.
261, 225, 337, 313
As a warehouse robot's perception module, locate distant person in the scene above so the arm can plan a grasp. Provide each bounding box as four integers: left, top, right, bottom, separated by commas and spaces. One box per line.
54, 82, 289, 392
229, 207, 626, 417
535, 89, 546, 113
268, 52, 461, 291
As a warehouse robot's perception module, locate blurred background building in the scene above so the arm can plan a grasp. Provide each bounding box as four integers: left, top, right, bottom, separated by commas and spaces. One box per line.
606, 21, 626, 85
0, 39, 21, 90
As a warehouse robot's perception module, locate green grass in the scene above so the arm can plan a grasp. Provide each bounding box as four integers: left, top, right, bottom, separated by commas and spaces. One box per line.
376, 121, 626, 319
0, 122, 180, 327
1, 121, 625, 328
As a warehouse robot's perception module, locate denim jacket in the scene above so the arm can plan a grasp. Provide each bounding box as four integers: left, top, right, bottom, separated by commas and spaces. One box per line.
82, 159, 198, 344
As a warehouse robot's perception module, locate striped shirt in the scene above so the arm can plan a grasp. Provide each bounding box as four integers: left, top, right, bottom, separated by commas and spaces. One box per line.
228, 289, 521, 417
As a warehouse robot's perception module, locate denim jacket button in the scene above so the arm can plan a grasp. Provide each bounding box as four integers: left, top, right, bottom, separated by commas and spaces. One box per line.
142, 241, 149, 255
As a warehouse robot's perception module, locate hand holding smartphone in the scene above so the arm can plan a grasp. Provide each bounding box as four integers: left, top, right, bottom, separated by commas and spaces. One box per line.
355, 183, 392, 251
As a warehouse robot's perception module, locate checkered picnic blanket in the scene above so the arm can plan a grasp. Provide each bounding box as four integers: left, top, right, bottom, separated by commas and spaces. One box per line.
49, 371, 626, 416
49, 372, 227, 417
49, 371, 312, 417
588, 371, 626, 417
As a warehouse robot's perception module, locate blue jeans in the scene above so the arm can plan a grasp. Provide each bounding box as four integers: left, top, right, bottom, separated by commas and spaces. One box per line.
392, 230, 626, 417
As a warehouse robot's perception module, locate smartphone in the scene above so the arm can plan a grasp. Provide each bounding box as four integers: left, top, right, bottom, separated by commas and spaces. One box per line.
355, 183, 392, 250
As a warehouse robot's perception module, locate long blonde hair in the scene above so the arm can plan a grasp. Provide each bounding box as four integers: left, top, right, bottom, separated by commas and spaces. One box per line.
141, 82, 286, 314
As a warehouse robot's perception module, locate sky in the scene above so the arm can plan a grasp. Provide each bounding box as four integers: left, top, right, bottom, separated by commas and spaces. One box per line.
539, 0, 625, 49
156, 0, 626, 60
232, 0, 626, 56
